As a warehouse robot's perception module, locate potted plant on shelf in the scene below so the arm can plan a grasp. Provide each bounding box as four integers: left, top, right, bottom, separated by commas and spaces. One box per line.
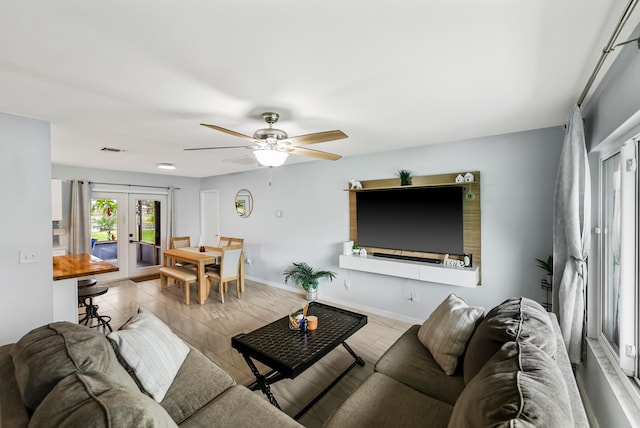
283, 262, 336, 301
398, 169, 412, 186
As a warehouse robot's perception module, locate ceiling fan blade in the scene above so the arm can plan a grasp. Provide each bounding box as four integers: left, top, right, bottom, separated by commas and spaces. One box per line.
200, 123, 257, 142
184, 146, 253, 151
289, 146, 342, 161
286, 130, 348, 146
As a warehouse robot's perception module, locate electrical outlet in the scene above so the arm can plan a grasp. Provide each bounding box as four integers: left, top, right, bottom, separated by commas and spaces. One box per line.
19, 249, 40, 264
344, 279, 351, 289
245, 258, 253, 265
410, 291, 419, 303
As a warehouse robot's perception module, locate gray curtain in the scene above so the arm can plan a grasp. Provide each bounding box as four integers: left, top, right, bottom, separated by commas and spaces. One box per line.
552, 104, 591, 363
69, 180, 91, 254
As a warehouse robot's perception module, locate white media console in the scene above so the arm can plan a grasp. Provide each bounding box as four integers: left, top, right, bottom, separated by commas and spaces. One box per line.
339, 254, 480, 288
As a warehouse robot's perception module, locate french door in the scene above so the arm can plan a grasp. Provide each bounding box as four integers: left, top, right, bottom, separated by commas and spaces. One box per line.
90, 191, 167, 280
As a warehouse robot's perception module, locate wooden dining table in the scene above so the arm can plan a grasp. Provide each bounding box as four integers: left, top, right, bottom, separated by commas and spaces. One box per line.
162, 246, 245, 304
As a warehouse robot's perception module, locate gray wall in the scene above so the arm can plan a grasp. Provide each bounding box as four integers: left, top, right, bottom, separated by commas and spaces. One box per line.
202, 126, 564, 322
0, 112, 53, 344
578, 21, 640, 428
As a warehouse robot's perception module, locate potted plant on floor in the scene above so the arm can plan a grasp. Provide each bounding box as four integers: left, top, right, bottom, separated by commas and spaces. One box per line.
283, 262, 336, 301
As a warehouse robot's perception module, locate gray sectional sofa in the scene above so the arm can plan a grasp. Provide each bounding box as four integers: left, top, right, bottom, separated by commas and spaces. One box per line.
0, 317, 302, 427
324, 297, 589, 428
0, 297, 588, 428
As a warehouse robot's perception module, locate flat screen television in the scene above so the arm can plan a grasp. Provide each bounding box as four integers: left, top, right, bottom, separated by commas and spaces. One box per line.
355, 186, 464, 255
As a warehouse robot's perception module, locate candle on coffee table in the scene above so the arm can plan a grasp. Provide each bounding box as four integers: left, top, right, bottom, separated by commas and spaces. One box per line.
307, 315, 318, 330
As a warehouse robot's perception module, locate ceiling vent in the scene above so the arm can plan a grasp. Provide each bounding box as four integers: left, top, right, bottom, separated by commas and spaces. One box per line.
100, 147, 124, 153
222, 156, 258, 165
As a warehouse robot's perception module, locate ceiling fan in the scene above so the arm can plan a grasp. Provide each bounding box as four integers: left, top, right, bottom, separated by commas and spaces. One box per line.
186, 112, 348, 167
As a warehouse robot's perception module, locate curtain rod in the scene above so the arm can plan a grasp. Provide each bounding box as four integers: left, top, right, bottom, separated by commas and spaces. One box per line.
88, 181, 180, 190
577, 0, 639, 107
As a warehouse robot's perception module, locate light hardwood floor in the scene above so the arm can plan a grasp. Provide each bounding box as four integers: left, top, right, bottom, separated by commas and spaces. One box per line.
91, 278, 411, 427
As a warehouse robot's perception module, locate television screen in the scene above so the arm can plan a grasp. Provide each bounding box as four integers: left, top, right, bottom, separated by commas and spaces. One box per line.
356, 186, 464, 254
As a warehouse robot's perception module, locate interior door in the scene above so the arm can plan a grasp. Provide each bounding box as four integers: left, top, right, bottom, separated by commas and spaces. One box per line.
90, 192, 127, 281
128, 193, 167, 278
201, 190, 220, 246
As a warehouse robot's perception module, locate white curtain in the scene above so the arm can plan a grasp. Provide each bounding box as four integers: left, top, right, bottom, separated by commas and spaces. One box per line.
69, 180, 91, 254
166, 186, 176, 248
552, 104, 591, 363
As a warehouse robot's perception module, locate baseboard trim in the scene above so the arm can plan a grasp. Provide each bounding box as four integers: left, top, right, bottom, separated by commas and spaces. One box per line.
575, 368, 600, 428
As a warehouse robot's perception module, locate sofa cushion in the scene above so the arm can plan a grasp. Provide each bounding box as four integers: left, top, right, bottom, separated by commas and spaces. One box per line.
29, 372, 177, 427
463, 297, 555, 384
324, 372, 453, 428
375, 325, 465, 405
10, 322, 138, 412
417, 293, 484, 375
160, 345, 236, 424
107, 308, 190, 402
448, 341, 573, 428
180, 385, 304, 428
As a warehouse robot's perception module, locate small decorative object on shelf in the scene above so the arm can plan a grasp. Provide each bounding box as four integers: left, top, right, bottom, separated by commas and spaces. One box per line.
349, 179, 363, 190
464, 172, 475, 182
397, 169, 412, 186
283, 262, 337, 302
536, 255, 553, 311
455, 174, 465, 183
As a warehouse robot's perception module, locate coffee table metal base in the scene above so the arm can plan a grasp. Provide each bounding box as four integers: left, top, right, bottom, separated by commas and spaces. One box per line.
243, 341, 365, 420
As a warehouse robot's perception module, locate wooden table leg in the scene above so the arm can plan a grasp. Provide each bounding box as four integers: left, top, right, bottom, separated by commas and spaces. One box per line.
240, 251, 245, 292
198, 261, 206, 304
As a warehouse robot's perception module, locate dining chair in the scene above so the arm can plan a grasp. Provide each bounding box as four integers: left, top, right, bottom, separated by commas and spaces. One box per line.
170, 236, 191, 249
228, 237, 244, 246
218, 236, 231, 247
170, 236, 195, 269
206, 244, 243, 303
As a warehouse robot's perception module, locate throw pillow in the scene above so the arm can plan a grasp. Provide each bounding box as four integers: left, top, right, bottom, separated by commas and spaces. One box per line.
417, 293, 484, 375
10, 322, 138, 412
107, 308, 189, 402
448, 341, 574, 428
463, 297, 556, 384
29, 372, 177, 427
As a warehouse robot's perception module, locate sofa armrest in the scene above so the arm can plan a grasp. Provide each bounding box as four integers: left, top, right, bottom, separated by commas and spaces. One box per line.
549, 313, 589, 427
0, 344, 29, 428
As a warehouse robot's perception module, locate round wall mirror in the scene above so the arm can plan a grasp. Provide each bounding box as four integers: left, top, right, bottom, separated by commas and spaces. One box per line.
235, 189, 253, 218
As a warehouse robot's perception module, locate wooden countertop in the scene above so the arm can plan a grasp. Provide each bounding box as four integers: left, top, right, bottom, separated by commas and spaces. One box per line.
53, 253, 119, 281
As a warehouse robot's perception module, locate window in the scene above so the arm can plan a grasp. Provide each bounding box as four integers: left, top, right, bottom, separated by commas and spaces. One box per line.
597, 138, 638, 379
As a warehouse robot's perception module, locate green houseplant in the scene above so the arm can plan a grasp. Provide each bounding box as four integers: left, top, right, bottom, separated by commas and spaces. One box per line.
535, 255, 553, 277
283, 262, 336, 301
398, 169, 412, 186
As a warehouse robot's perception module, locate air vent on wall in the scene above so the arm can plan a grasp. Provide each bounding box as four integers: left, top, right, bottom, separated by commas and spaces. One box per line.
101, 147, 125, 153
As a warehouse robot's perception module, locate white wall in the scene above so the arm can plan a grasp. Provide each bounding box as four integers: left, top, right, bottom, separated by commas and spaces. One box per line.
201, 126, 564, 322
0, 113, 53, 344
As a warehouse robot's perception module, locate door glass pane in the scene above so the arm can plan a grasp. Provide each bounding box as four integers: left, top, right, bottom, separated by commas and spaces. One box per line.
135, 199, 161, 268
602, 153, 621, 353
90, 198, 119, 266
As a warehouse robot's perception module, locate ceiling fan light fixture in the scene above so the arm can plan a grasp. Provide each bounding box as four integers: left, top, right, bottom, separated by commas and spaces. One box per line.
253, 149, 289, 167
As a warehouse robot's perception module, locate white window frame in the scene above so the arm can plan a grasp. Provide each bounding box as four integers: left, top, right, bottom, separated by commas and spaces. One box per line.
596, 136, 639, 390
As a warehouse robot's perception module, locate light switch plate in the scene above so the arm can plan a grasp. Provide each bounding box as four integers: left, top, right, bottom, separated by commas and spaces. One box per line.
19, 249, 40, 264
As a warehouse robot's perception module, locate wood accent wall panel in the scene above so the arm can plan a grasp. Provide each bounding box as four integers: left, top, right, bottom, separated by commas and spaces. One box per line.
347, 172, 481, 283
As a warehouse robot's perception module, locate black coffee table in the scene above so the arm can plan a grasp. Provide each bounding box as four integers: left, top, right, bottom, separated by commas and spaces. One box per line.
231, 301, 367, 419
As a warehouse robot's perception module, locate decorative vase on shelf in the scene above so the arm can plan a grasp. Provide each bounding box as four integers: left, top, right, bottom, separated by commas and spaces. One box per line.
306, 287, 318, 302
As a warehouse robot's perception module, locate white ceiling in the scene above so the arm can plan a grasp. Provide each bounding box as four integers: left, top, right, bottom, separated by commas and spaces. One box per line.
0, 1, 637, 178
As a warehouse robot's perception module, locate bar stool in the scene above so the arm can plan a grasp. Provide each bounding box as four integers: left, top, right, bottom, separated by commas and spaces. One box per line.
78, 285, 112, 332
77, 278, 97, 308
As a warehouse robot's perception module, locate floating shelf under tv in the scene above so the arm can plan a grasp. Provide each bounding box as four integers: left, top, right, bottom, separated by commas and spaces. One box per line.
339, 254, 480, 288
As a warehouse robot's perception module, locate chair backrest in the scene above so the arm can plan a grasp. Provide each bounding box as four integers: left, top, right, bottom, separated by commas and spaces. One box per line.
228, 237, 244, 246
218, 236, 231, 247
170, 236, 190, 249
220, 244, 243, 280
